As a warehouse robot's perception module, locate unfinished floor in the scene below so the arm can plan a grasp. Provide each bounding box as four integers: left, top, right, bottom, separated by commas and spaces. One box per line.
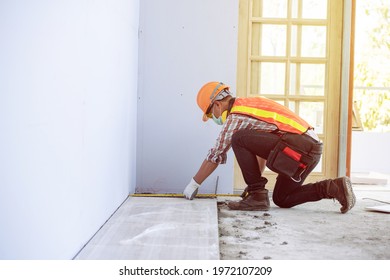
75, 197, 219, 260
75, 184, 390, 260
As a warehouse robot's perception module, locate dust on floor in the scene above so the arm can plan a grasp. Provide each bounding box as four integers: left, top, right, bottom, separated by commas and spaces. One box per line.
217, 186, 390, 260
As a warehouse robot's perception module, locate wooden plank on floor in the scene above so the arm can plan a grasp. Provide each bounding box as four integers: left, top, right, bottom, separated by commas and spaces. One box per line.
75, 197, 219, 260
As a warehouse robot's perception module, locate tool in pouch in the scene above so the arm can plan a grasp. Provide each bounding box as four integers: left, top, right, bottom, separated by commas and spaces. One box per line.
266, 133, 315, 182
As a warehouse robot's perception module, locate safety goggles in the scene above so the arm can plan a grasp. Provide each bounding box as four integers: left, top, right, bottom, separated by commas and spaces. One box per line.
205, 90, 230, 119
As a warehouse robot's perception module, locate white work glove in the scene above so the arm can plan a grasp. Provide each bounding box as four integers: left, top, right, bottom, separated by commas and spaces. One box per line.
183, 178, 200, 200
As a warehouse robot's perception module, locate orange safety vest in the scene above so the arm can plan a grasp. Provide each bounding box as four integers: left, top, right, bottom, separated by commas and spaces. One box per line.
230, 97, 313, 134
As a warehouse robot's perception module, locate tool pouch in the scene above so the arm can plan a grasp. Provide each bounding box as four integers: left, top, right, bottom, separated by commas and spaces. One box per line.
266, 134, 313, 182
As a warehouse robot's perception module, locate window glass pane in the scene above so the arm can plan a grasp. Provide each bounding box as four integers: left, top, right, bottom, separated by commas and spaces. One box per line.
301, 0, 327, 19
299, 101, 324, 133
301, 26, 327, 57
291, 25, 327, 57
261, 0, 288, 18
292, 0, 328, 19
288, 101, 296, 112
300, 64, 325, 95
290, 63, 298, 94
251, 23, 261, 56
252, 24, 287, 56
261, 24, 287, 56
250, 62, 286, 95
261, 62, 286, 94
250, 62, 261, 94
291, 0, 298, 18
291, 25, 298, 57
290, 63, 325, 95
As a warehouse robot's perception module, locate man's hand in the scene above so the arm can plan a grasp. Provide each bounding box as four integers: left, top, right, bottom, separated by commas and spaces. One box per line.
183, 178, 200, 200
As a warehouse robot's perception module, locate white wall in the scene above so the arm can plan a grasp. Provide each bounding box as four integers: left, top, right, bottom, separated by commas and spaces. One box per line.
351, 132, 390, 174
137, 0, 239, 194
0, 0, 139, 259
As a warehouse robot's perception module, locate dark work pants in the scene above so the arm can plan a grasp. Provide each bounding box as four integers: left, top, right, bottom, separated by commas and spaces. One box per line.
231, 129, 323, 208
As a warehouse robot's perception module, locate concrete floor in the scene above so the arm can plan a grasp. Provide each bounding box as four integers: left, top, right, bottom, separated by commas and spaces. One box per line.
218, 185, 390, 260
75, 197, 219, 260
75, 184, 390, 260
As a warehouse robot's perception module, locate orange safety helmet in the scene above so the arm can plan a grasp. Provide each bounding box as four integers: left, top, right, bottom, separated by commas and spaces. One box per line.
196, 82, 230, 121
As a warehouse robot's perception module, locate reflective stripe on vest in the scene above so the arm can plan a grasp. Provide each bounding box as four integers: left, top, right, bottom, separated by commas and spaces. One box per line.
230, 97, 312, 134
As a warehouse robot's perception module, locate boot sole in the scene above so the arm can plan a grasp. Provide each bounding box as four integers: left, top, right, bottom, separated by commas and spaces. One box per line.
341, 177, 356, 213
227, 202, 269, 211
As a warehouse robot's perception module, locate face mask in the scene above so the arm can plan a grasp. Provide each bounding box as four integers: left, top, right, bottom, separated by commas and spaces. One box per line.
212, 110, 228, 125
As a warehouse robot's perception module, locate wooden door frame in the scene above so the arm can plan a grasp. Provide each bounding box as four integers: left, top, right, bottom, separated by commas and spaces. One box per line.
340, 0, 356, 177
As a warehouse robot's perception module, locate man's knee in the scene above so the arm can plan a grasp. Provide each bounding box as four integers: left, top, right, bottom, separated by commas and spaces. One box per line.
272, 193, 293, 208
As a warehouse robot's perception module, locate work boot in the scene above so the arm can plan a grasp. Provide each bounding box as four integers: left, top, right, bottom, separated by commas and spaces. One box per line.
227, 189, 270, 211
316, 177, 356, 213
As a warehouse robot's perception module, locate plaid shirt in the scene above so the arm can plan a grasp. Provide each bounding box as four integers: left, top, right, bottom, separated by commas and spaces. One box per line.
206, 114, 277, 164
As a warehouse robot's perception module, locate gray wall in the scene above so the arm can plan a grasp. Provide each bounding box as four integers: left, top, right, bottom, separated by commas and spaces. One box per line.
137, 0, 239, 194
0, 0, 139, 259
